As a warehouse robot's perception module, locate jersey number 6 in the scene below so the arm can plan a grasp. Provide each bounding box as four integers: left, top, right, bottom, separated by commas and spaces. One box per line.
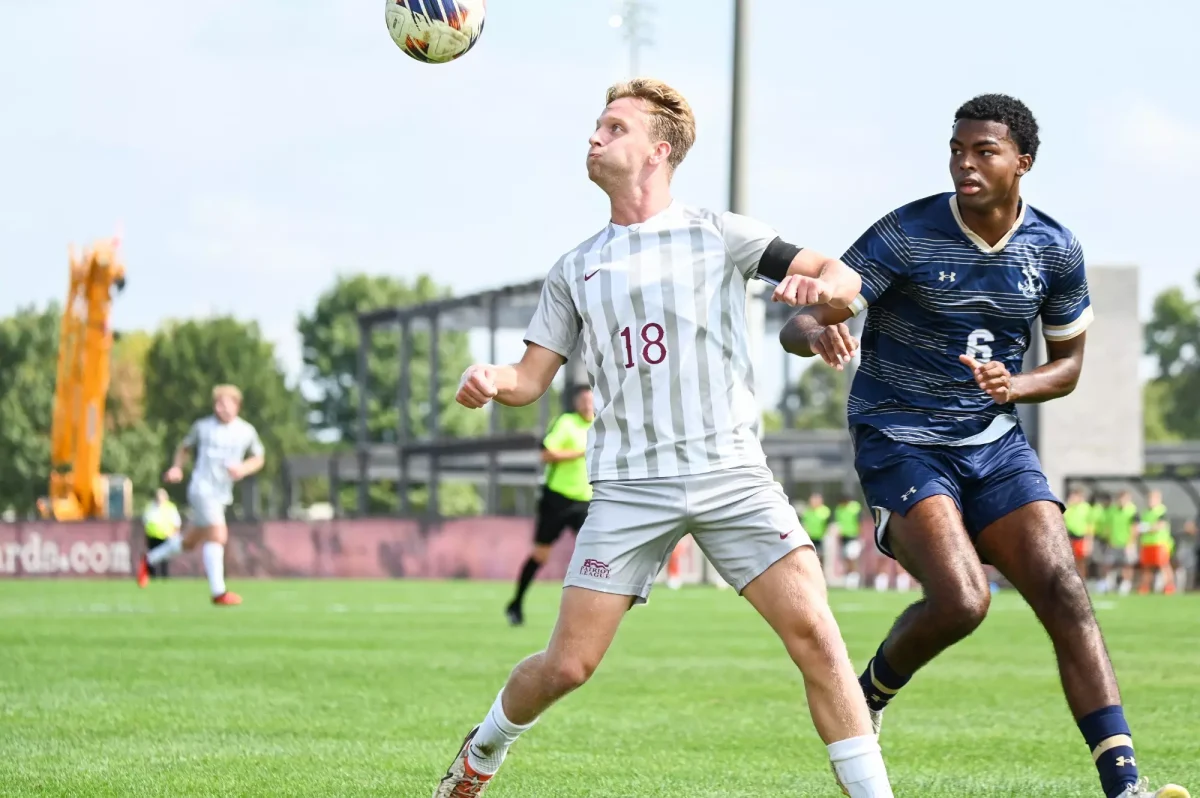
620, 323, 667, 368
966, 328, 995, 362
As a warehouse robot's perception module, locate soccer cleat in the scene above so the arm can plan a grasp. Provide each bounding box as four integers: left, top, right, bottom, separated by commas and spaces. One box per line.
1117, 778, 1191, 798
136, 556, 150, 589
434, 726, 494, 797
504, 602, 524, 627
212, 591, 242, 606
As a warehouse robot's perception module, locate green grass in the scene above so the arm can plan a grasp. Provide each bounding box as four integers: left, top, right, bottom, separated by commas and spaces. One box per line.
0, 579, 1196, 796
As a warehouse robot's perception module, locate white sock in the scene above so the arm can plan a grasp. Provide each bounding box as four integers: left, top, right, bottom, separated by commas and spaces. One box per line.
828, 735, 893, 797
845, 572, 860, 590
146, 534, 182, 566
466, 691, 537, 776
202, 542, 226, 597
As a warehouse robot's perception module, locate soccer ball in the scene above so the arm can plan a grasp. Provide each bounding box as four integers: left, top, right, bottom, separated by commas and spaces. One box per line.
384, 0, 486, 64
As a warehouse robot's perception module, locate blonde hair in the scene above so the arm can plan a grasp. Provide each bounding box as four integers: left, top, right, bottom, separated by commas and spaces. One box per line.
605, 78, 696, 170
212, 384, 243, 404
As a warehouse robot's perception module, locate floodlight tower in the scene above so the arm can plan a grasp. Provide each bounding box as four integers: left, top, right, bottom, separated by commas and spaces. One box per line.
609, 0, 654, 77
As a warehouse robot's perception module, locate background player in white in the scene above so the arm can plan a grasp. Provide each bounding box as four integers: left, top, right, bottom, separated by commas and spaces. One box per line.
433, 78, 892, 798
137, 384, 265, 606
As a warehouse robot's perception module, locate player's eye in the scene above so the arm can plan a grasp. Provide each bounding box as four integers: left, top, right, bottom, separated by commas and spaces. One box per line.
611, 124, 623, 133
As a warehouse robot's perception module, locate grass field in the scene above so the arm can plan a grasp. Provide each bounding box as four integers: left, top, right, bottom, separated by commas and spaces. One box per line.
1, 579, 1197, 797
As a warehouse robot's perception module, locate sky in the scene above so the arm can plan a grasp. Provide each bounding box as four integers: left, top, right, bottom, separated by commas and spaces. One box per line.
2, 0, 1198, 403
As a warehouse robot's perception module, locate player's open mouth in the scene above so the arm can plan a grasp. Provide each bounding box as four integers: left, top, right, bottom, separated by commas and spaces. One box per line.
958, 179, 983, 194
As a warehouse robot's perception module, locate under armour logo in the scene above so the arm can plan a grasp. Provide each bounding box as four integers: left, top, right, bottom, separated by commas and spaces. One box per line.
939, 271, 956, 282
1115, 756, 1136, 768
902, 487, 916, 501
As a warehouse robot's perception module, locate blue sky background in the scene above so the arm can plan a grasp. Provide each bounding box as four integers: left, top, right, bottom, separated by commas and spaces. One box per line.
2, 1, 1197, 399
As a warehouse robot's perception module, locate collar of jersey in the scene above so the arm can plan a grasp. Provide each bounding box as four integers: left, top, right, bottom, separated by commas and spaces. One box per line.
948, 194, 1028, 254
608, 200, 681, 233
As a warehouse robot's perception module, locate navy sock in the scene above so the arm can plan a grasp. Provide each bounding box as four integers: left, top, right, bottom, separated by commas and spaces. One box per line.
511, 557, 540, 607
1078, 705, 1138, 798
858, 644, 911, 712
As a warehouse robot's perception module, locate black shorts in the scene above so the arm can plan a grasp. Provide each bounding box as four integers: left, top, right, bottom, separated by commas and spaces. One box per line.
534, 488, 589, 546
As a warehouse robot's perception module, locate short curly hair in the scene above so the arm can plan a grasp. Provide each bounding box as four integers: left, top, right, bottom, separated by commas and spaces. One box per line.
954, 94, 1040, 164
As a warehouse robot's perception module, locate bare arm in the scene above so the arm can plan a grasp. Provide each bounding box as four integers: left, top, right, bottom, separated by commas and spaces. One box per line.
961, 332, 1086, 405
237, 455, 265, 477
457, 343, 564, 409
778, 305, 859, 370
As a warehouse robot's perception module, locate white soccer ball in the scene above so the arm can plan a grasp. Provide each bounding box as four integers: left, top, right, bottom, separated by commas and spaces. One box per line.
384, 0, 487, 64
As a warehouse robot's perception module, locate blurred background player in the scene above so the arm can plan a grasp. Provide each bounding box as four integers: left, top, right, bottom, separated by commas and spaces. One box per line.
1137, 490, 1175, 595
141, 488, 181, 580
833, 495, 864, 589
800, 492, 831, 570
137, 384, 265, 606
437, 78, 892, 798
1090, 492, 1113, 592
780, 94, 1187, 798
505, 385, 595, 627
1109, 490, 1139, 596
1064, 487, 1094, 583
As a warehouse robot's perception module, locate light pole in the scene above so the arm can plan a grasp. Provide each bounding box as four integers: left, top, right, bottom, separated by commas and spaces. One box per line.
609, 1, 653, 77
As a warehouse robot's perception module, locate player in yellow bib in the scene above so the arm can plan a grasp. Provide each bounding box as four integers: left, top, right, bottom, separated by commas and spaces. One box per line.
1136, 490, 1175, 595
1107, 491, 1139, 596
1062, 487, 1093, 582
833, 497, 864, 589
505, 387, 595, 627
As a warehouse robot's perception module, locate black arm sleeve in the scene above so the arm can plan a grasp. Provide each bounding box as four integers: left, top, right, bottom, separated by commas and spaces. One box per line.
756, 237, 802, 285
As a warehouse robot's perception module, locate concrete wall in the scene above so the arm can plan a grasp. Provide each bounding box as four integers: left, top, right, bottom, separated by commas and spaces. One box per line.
1034, 265, 1143, 497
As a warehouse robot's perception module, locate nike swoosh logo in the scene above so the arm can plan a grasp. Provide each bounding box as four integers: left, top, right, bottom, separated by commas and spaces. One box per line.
780, 530, 793, 540
584, 269, 600, 281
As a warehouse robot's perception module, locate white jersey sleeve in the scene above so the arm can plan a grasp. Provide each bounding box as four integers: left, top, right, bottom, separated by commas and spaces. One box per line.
523, 259, 581, 359
715, 212, 780, 281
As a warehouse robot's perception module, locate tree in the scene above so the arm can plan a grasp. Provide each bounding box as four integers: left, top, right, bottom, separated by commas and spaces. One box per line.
298, 274, 486, 515
298, 273, 484, 443
778, 361, 848, 430
1144, 278, 1200, 440
143, 317, 308, 501
0, 305, 60, 516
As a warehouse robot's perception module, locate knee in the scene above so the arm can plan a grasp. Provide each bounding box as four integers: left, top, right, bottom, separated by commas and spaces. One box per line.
542, 651, 599, 694
1037, 562, 1095, 632
929, 579, 991, 641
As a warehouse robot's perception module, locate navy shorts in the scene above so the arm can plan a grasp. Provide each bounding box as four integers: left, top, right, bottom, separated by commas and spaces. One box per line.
851, 424, 1062, 560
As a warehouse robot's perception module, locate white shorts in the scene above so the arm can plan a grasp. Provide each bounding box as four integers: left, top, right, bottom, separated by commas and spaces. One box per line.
563, 464, 812, 604
188, 493, 228, 529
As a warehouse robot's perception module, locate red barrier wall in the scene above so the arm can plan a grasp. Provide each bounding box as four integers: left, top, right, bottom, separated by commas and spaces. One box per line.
0, 518, 575, 580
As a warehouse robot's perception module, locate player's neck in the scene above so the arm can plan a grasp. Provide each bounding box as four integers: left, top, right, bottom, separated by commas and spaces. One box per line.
957, 193, 1023, 248
608, 183, 672, 227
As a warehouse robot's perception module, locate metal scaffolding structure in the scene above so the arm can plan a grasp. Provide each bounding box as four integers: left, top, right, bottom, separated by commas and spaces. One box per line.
338, 275, 851, 518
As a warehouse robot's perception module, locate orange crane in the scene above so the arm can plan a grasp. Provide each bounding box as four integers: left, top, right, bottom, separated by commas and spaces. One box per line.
38, 237, 128, 521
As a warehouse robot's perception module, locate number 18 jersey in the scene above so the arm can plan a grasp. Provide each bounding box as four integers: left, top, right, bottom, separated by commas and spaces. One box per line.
524, 201, 778, 483
843, 193, 1093, 446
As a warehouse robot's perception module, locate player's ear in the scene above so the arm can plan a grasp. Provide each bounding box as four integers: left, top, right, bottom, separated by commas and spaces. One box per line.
1016, 154, 1033, 176
650, 140, 672, 167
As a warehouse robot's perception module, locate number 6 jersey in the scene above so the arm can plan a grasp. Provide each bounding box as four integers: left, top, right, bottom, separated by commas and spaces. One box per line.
524, 201, 782, 483
842, 192, 1093, 447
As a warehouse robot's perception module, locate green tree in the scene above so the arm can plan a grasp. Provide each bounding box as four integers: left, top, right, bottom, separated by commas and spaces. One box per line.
298, 274, 486, 515
1144, 278, 1200, 440
779, 362, 848, 430
0, 305, 60, 516
298, 273, 484, 443
143, 317, 307, 503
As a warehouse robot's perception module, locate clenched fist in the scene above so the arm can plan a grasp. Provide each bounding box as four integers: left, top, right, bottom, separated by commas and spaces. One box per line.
959, 354, 1016, 404
771, 275, 835, 308
809, 323, 859, 371
457, 364, 500, 409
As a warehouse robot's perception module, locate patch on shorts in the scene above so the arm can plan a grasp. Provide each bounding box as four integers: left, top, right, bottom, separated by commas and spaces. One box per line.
579, 558, 611, 579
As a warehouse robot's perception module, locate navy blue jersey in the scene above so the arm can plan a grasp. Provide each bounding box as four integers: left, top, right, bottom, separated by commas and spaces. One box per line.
843, 193, 1092, 445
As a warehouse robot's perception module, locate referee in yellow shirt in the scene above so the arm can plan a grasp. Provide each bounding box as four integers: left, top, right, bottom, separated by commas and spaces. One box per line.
506, 386, 595, 627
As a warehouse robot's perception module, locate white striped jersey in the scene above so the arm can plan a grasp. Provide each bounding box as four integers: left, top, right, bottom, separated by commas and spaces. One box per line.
524, 201, 779, 482
843, 193, 1093, 445
182, 415, 265, 505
